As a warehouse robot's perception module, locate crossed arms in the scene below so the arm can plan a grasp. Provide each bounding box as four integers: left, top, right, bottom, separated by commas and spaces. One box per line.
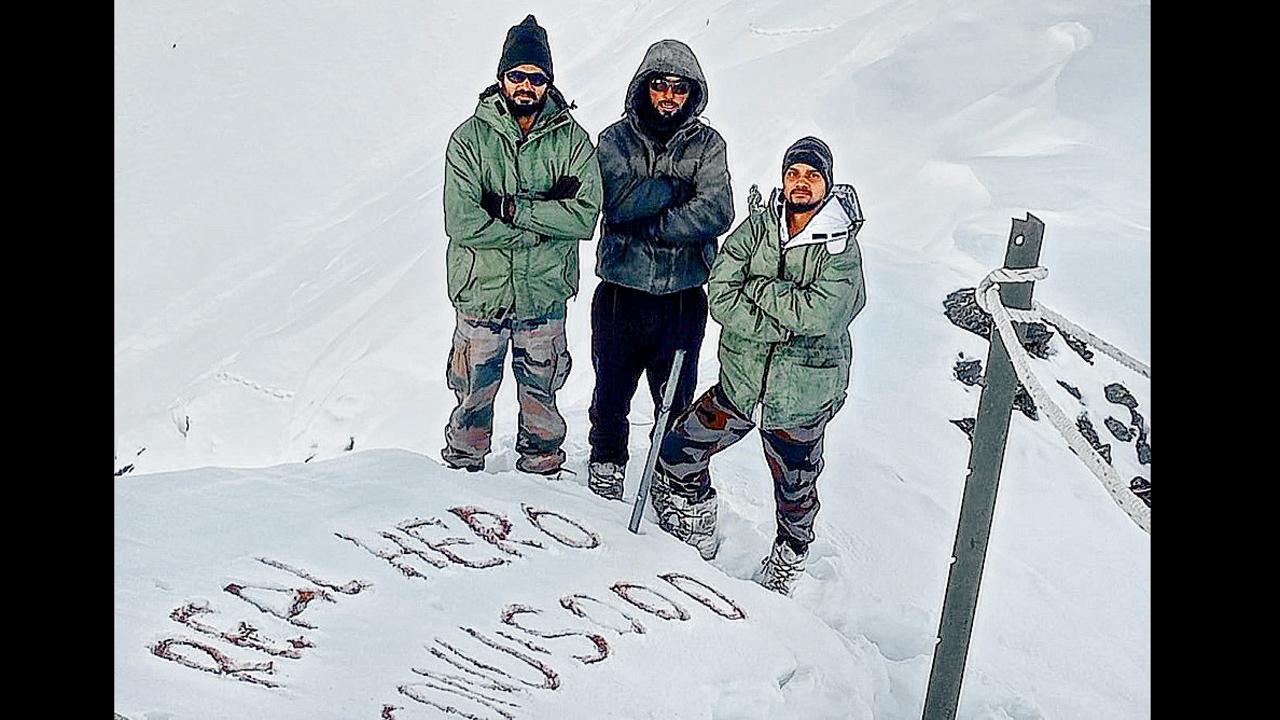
443, 121, 603, 250
708, 215, 866, 341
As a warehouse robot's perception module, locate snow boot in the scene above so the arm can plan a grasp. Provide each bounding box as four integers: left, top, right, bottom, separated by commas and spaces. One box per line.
442, 452, 483, 473
516, 450, 568, 478
588, 461, 625, 501
648, 465, 676, 519
658, 489, 719, 560
756, 538, 808, 596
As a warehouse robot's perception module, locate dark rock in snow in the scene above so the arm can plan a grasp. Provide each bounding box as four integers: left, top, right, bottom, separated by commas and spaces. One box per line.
1020, 323, 1055, 360
954, 358, 984, 387
1129, 408, 1145, 434
950, 355, 1034, 418
1095, 444, 1113, 465
1130, 477, 1151, 507
1130, 409, 1151, 464
115, 464, 135, 477
1013, 386, 1038, 421
951, 418, 976, 439
1057, 380, 1083, 401
943, 288, 1054, 359
1075, 414, 1112, 464
943, 289, 991, 338
1104, 417, 1134, 442
1104, 383, 1138, 409
1136, 436, 1151, 465
1076, 414, 1101, 446
1059, 328, 1095, 364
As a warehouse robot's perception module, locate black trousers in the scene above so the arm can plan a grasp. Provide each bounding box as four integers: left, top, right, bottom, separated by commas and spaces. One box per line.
588, 281, 707, 465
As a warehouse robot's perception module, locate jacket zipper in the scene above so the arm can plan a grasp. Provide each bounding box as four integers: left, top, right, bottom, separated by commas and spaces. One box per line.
633, 122, 698, 295
484, 99, 572, 316
512, 132, 522, 314
754, 213, 787, 424
513, 110, 570, 313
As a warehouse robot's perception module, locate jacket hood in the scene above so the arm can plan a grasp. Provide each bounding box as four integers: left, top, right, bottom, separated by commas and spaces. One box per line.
625, 39, 709, 124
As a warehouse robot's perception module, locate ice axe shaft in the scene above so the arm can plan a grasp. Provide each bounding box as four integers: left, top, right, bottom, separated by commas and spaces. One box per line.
629, 349, 687, 533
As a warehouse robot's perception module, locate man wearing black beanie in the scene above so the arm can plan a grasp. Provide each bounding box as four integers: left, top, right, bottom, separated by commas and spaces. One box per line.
440, 16, 602, 478
780, 136, 834, 211
495, 14, 555, 125
650, 136, 867, 597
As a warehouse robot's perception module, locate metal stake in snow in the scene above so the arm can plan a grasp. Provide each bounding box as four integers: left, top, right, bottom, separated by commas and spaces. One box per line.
629, 349, 686, 533
923, 213, 1044, 720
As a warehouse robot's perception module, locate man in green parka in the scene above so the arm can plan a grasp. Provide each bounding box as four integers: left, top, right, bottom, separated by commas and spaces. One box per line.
440, 15, 602, 476
653, 136, 866, 596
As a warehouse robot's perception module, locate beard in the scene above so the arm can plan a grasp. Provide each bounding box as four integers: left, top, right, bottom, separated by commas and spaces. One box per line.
504, 90, 546, 118
638, 99, 688, 132
633, 79, 697, 139
785, 192, 822, 213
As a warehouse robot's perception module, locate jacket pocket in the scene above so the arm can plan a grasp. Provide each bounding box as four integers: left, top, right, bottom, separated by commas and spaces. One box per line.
550, 330, 572, 392
598, 234, 625, 276
447, 246, 479, 303
561, 246, 579, 298
716, 332, 763, 412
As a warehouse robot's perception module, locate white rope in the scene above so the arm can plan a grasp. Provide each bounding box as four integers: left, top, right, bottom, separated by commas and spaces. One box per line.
978, 274, 1151, 533
974, 267, 1150, 377
1035, 304, 1150, 378
974, 266, 1049, 316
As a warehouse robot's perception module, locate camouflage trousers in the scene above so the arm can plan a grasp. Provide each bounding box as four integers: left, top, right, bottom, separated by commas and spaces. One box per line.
657, 384, 831, 551
443, 310, 571, 474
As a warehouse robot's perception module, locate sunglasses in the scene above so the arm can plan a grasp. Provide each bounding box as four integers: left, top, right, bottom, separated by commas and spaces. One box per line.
505, 70, 549, 87
649, 77, 691, 95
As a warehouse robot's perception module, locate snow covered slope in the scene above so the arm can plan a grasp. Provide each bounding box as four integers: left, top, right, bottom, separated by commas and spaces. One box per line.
115, 1, 1150, 717
115, 451, 886, 719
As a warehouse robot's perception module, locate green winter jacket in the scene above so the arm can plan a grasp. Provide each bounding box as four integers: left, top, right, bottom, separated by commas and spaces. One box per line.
708, 185, 867, 428
443, 85, 603, 320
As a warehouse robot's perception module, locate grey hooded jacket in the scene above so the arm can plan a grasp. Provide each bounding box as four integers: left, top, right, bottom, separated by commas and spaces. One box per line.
594, 40, 734, 295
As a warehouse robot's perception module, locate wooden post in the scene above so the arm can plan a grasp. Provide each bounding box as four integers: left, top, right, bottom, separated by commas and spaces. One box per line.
922, 213, 1044, 719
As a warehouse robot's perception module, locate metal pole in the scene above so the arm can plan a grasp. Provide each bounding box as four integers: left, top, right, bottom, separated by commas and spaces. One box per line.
629, 349, 687, 533
922, 213, 1044, 719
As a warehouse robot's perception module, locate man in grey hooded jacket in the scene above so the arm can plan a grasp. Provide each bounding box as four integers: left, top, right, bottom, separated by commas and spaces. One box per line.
587, 39, 734, 501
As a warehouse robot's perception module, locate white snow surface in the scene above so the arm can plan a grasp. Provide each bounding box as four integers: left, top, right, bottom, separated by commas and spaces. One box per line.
115, 1, 1150, 718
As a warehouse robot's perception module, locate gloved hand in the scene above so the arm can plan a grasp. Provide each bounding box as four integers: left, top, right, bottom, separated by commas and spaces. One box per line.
480, 190, 515, 223
542, 175, 582, 201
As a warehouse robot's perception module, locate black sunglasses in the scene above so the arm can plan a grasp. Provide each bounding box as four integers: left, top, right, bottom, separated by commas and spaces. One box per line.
505, 70, 549, 87
649, 77, 691, 95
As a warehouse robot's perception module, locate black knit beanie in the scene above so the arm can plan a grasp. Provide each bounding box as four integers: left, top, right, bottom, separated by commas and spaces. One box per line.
497, 15, 553, 82
782, 136, 833, 195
